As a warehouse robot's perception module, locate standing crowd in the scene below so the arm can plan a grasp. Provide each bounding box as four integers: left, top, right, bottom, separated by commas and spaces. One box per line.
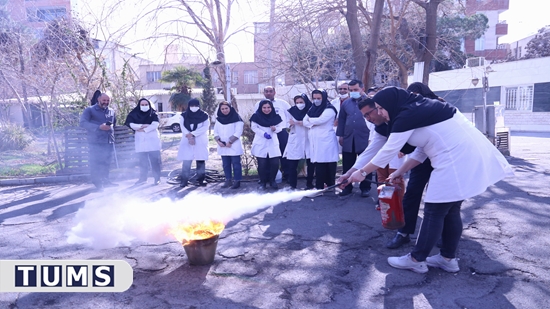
80, 81, 512, 274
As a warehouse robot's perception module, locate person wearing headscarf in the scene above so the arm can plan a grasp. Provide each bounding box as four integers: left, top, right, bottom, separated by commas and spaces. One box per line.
283, 94, 314, 189
124, 98, 162, 185
250, 100, 284, 190
385, 83, 443, 249
214, 101, 244, 189
177, 99, 210, 187
303, 89, 339, 192
346, 86, 513, 274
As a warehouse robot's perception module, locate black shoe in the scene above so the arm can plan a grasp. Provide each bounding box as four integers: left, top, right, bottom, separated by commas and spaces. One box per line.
270, 181, 278, 190
221, 180, 232, 188
361, 189, 370, 198
258, 183, 267, 190
386, 233, 411, 249
180, 180, 188, 188
338, 189, 352, 197
231, 181, 241, 189
134, 178, 147, 185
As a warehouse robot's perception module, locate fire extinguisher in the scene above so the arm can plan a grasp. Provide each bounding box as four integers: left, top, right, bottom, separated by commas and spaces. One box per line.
377, 184, 405, 230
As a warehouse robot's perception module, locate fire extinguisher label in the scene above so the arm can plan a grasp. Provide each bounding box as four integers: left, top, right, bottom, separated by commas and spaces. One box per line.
379, 201, 391, 221
378, 185, 395, 198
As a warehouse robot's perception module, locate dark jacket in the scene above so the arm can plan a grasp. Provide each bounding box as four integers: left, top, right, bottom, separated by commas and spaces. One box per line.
336, 95, 370, 153
79, 104, 116, 144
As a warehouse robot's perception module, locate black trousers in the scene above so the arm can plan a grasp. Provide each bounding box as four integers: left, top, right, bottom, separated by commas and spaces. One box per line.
342, 142, 371, 192
257, 156, 280, 184
88, 143, 114, 188
399, 158, 433, 235
287, 158, 315, 189
314, 162, 337, 190
138, 151, 161, 180
277, 130, 289, 179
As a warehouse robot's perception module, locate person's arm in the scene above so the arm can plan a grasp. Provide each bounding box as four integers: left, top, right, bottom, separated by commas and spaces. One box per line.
129, 123, 142, 131
305, 109, 335, 126
250, 121, 265, 135
272, 121, 284, 133
143, 121, 159, 132
79, 108, 99, 131
227, 122, 244, 147
190, 118, 210, 137
336, 102, 347, 137
337, 131, 386, 185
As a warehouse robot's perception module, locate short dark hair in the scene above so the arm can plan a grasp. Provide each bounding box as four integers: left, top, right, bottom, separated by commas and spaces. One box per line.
358, 97, 375, 110
348, 79, 364, 88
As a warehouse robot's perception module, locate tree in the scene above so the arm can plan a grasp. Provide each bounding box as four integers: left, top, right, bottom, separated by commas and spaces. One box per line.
160, 66, 203, 111
524, 27, 550, 59
201, 62, 218, 119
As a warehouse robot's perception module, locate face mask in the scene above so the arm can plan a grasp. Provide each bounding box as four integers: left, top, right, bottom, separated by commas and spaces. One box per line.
312, 99, 322, 106
339, 93, 349, 99
140, 106, 150, 112
296, 103, 305, 110
189, 106, 199, 112
350, 92, 361, 99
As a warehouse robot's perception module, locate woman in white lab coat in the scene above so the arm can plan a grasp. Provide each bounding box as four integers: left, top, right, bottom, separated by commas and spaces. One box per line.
284, 94, 314, 189
124, 98, 162, 185
347, 87, 513, 274
303, 89, 339, 190
250, 100, 284, 190
214, 101, 244, 189
177, 99, 210, 187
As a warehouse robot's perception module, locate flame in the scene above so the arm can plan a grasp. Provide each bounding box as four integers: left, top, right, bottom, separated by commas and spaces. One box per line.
168, 220, 225, 244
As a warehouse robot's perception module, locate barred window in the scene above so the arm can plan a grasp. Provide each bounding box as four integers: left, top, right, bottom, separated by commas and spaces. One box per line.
244, 71, 258, 85
504, 85, 534, 111
146, 71, 161, 83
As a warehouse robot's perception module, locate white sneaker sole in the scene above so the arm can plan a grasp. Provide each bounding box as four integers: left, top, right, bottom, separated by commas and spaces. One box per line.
388, 258, 428, 274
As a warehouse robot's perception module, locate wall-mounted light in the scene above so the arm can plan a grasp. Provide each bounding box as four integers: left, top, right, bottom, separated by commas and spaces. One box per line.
472, 77, 480, 87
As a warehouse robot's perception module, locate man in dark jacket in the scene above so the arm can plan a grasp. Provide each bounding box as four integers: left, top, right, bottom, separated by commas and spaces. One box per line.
336, 79, 372, 197
79, 94, 118, 190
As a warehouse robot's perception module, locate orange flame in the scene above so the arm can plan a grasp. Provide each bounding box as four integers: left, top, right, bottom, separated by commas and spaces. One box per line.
168, 220, 225, 244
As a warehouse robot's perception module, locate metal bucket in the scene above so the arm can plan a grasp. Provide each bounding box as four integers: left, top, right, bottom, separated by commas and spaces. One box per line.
183, 234, 219, 265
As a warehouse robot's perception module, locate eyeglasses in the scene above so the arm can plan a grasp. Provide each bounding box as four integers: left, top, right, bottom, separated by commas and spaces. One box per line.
364, 109, 376, 118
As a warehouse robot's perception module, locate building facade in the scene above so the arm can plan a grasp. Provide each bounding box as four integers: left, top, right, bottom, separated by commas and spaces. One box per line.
464, 0, 509, 61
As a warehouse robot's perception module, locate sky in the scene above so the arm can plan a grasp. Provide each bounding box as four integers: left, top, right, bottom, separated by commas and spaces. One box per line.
79, 0, 547, 64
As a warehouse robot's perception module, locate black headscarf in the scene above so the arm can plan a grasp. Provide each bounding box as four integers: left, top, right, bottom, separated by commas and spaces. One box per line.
373, 87, 456, 133
124, 98, 159, 128
407, 82, 445, 101
288, 93, 312, 121
90, 90, 102, 106
182, 98, 209, 132
250, 100, 282, 127
216, 102, 243, 125
307, 89, 337, 118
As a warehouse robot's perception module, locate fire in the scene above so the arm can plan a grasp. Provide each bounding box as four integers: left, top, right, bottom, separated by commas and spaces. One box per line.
168, 220, 225, 244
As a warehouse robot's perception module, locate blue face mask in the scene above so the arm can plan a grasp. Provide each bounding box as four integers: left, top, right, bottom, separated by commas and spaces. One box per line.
350, 92, 361, 99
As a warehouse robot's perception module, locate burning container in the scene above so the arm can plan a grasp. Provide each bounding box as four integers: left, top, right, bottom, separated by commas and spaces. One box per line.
169, 221, 225, 266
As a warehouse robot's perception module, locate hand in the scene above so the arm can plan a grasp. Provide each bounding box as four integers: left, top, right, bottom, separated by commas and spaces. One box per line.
289, 119, 295, 126
188, 136, 196, 145
226, 142, 232, 148
137, 129, 145, 132
217, 140, 225, 147
263, 132, 272, 139
270, 126, 276, 132
338, 137, 343, 146
387, 171, 404, 185
348, 169, 366, 184
185, 133, 193, 138
337, 174, 350, 189
397, 152, 405, 159
99, 124, 111, 131
333, 119, 338, 127
141, 124, 149, 129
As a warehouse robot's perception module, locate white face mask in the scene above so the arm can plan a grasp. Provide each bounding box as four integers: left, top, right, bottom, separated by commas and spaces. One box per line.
350, 92, 361, 99
189, 106, 199, 112
312, 99, 322, 106
140, 106, 150, 112
296, 103, 306, 110
339, 93, 349, 99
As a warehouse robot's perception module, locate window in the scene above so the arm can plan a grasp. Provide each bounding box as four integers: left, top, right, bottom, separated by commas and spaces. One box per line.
27, 7, 67, 22
146, 71, 161, 83
475, 36, 485, 51
244, 70, 258, 85
232, 71, 239, 84
157, 102, 163, 112
504, 85, 534, 111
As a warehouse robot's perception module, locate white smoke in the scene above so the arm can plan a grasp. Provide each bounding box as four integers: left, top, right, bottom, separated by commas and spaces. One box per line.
66, 189, 319, 249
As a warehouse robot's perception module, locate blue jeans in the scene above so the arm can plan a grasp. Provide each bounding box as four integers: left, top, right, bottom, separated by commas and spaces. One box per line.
181, 160, 205, 184
221, 155, 242, 181
399, 159, 433, 235
138, 151, 161, 180
411, 200, 463, 262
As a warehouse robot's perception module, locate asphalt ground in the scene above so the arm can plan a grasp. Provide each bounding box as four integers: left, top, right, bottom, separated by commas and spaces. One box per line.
0, 132, 549, 308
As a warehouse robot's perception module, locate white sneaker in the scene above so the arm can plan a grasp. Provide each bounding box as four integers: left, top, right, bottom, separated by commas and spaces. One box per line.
426, 254, 460, 272
387, 253, 428, 274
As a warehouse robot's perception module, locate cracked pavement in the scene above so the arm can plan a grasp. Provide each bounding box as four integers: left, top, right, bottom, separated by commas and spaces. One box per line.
1, 132, 549, 308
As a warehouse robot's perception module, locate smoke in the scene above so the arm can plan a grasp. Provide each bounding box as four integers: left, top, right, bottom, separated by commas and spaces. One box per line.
66, 189, 319, 249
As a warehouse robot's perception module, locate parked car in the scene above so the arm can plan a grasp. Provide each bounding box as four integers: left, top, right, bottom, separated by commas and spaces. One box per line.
158, 112, 182, 132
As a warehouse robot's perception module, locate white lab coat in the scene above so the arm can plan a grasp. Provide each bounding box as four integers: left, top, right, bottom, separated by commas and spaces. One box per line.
303, 108, 339, 163
213, 120, 244, 156
370, 111, 513, 203
283, 115, 310, 160
129, 122, 162, 153
250, 121, 284, 158
177, 118, 210, 161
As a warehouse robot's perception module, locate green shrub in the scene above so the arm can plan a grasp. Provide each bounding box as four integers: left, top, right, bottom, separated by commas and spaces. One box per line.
0, 122, 33, 151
